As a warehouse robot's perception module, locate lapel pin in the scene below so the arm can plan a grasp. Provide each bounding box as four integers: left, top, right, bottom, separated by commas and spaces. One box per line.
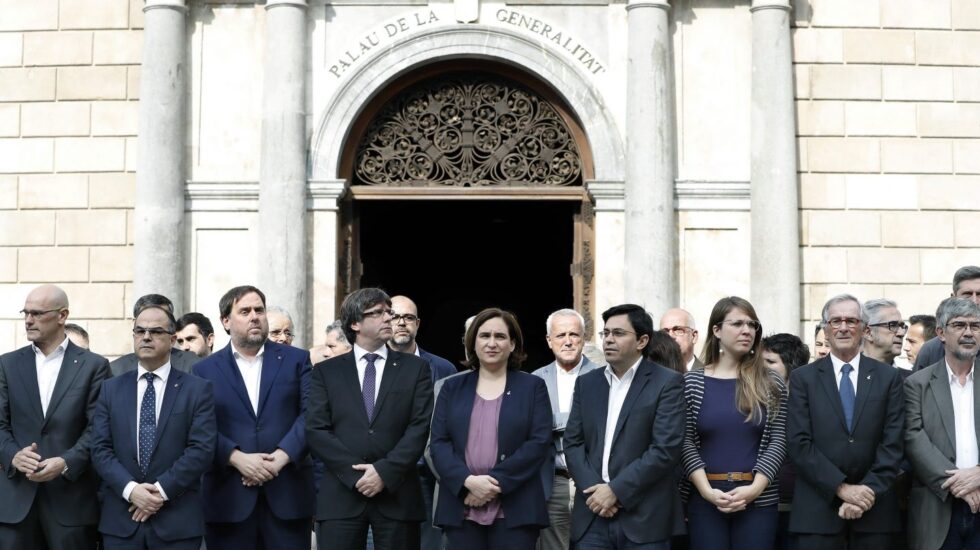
867, 375, 872, 380
174, 383, 180, 388
73, 359, 78, 364
506, 390, 511, 395
278, 356, 282, 360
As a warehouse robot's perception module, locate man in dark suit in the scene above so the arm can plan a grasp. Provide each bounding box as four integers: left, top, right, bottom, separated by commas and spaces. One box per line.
111, 294, 202, 377
564, 303, 686, 550
787, 294, 905, 550
904, 297, 980, 550
387, 295, 456, 550
914, 266, 980, 371
0, 284, 111, 549
90, 304, 217, 549
307, 287, 434, 550
191, 285, 314, 550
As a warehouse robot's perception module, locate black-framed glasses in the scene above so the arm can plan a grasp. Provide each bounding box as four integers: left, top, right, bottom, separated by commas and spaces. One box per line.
868, 321, 908, 333
827, 317, 862, 329
391, 313, 419, 324
946, 321, 980, 333
362, 308, 394, 320
721, 320, 761, 332
599, 329, 636, 339
133, 327, 175, 338
661, 326, 694, 337
20, 308, 63, 319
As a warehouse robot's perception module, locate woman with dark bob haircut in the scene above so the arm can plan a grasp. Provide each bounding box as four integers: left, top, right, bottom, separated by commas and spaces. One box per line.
429, 308, 552, 550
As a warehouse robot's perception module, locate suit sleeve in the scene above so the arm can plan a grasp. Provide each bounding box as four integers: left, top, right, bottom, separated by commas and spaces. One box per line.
305, 364, 369, 490
374, 360, 434, 492
608, 372, 685, 510
752, 375, 788, 483
90, 381, 137, 499
858, 369, 905, 495
488, 377, 552, 495
903, 375, 954, 500
786, 369, 847, 502
275, 353, 312, 461
0, 358, 20, 477
61, 356, 112, 480
156, 381, 218, 498
429, 379, 471, 498
563, 375, 603, 490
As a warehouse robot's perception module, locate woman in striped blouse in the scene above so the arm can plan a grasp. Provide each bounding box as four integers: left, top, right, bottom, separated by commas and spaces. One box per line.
681, 296, 788, 550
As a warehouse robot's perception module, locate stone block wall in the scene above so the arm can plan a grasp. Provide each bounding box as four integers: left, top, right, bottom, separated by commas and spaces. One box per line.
795, 0, 980, 353
0, 0, 143, 357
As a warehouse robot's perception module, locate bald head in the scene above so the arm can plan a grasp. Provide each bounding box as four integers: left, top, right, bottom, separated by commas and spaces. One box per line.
23, 284, 69, 353
27, 284, 69, 310
659, 308, 699, 365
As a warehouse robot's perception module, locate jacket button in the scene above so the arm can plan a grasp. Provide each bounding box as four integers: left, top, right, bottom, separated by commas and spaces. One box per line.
500, 454, 506, 460
848, 437, 854, 443
368, 429, 374, 435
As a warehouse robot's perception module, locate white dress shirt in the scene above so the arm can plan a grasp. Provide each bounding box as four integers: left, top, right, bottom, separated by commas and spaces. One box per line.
685, 356, 696, 372
947, 362, 978, 469
354, 344, 388, 401
232, 344, 265, 414
601, 357, 641, 482
830, 353, 861, 391
123, 362, 171, 503
33, 336, 69, 416
554, 358, 584, 469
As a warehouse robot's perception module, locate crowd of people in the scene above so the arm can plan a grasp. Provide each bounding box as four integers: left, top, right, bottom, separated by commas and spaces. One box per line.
1, 264, 979, 550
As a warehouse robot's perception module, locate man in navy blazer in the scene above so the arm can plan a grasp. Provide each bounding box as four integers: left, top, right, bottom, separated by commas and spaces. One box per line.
307, 288, 434, 550
787, 294, 905, 550
191, 285, 314, 550
91, 305, 217, 549
564, 304, 686, 550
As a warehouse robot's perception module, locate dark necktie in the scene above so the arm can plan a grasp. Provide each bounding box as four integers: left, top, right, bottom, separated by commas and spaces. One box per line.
139, 372, 157, 475
839, 363, 855, 432
363, 353, 379, 422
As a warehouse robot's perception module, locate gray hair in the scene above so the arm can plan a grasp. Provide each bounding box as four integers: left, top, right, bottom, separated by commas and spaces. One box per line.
821, 294, 868, 327
545, 308, 586, 335
863, 299, 898, 325
953, 266, 980, 294
339, 288, 391, 344
325, 320, 349, 344
267, 306, 293, 324
936, 297, 980, 328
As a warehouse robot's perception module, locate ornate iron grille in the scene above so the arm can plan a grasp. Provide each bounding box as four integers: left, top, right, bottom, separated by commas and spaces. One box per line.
353, 76, 583, 187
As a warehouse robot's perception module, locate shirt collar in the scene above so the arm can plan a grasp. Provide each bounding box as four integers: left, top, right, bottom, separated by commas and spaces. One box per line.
604, 356, 642, 384
946, 361, 975, 386
137, 361, 172, 383
32, 335, 70, 359
830, 352, 861, 376
354, 343, 388, 363
685, 356, 696, 371
232, 343, 265, 362
556, 357, 584, 376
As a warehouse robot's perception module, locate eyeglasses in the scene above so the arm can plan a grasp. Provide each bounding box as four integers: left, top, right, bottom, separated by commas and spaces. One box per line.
827, 317, 862, 329
868, 321, 908, 333
945, 321, 980, 333
362, 308, 394, 319
133, 327, 174, 338
20, 308, 63, 319
661, 326, 694, 337
720, 320, 761, 332
391, 313, 419, 324
269, 329, 294, 338
599, 329, 636, 339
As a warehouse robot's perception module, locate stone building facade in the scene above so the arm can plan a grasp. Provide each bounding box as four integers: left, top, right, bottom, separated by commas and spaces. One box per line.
0, 0, 978, 362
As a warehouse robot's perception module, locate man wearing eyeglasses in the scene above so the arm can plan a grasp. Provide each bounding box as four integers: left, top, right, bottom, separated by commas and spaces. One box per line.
862, 299, 911, 379
659, 308, 702, 371
0, 285, 111, 549
914, 266, 980, 372
307, 288, 434, 550
904, 297, 980, 550
786, 294, 905, 550
191, 286, 315, 550
267, 306, 296, 347
90, 305, 217, 549
111, 294, 203, 377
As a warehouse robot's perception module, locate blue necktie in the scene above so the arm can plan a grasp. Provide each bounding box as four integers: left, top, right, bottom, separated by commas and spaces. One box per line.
839, 363, 855, 432
363, 353, 379, 422
139, 372, 157, 475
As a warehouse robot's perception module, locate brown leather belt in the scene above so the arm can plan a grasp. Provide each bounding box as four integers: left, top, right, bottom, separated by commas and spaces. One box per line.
706, 472, 754, 482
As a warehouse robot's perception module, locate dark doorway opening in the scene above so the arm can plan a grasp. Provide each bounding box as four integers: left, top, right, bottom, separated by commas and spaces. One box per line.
357, 199, 576, 370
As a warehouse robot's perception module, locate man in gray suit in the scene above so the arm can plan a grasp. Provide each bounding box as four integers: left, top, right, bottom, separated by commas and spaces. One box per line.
0, 285, 111, 548
532, 308, 599, 550
110, 294, 201, 376
905, 297, 980, 550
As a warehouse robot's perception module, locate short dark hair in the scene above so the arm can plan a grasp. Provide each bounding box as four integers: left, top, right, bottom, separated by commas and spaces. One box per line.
133, 294, 173, 318
601, 304, 655, 343
339, 288, 391, 344
135, 304, 177, 333
813, 322, 824, 339
644, 331, 684, 374
218, 286, 266, 320
176, 312, 214, 338
953, 266, 980, 294
64, 323, 89, 340
909, 314, 937, 340
762, 333, 811, 376
462, 308, 527, 371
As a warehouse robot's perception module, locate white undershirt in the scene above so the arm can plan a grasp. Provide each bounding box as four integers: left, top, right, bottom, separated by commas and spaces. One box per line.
354, 344, 388, 401
947, 362, 978, 469
830, 353, 861, 391
232, 344, 265, 414
601, 357, 641, 482
122, 362, 171, 503
685, 356, 696, 372
33, 336, 69, 416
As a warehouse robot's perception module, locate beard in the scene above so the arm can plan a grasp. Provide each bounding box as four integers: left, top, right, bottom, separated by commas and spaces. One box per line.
234, 330, 267, 349
391, 333, 413, 346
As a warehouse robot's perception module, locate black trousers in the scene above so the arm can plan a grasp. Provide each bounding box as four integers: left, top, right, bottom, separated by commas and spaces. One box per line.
0, 494, 96, 550
316, 502, 421, 550
795, 529, 894, 550
206, 492, 311, 550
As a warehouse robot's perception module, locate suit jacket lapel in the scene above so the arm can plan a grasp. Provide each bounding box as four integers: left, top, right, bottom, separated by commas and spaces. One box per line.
371, 353, 399, 426
929, 365, 957, 451
593, 370, 610, 462
14, 347, 44, 421
150, 370, 183, 459
543, 364, 560, 417
216, 345, 255, 418
611, 362, 650, 446
337, 352, 368, 424
816, 357, 849, 432
124, 371, 139, 459
256, 347, 282, 417
851, 355, 876, 430
42, 342, 83, 426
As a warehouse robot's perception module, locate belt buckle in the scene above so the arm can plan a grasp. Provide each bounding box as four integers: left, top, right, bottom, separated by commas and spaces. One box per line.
727, 472, 735, 482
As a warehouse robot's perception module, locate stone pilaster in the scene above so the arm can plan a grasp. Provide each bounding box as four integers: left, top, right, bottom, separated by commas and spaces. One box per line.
750, 0, 800, 333
133, 0, 188, 311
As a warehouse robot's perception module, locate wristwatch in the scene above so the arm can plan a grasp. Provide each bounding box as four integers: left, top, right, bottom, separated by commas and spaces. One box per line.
61, 464, 69, 477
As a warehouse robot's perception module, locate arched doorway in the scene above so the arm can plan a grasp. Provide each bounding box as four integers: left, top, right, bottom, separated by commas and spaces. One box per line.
338, 62, 595, 368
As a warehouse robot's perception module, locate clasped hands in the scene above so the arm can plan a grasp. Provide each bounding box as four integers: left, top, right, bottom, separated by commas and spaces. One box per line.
584, 483, 621, 518
11, 443, 66, 483
701, 484, 762, 514
943, 466, 980, 513
463, 475, 500, 508
128, 483, 164, 522
836, 483, 875, 520
230, 449, 290, 487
